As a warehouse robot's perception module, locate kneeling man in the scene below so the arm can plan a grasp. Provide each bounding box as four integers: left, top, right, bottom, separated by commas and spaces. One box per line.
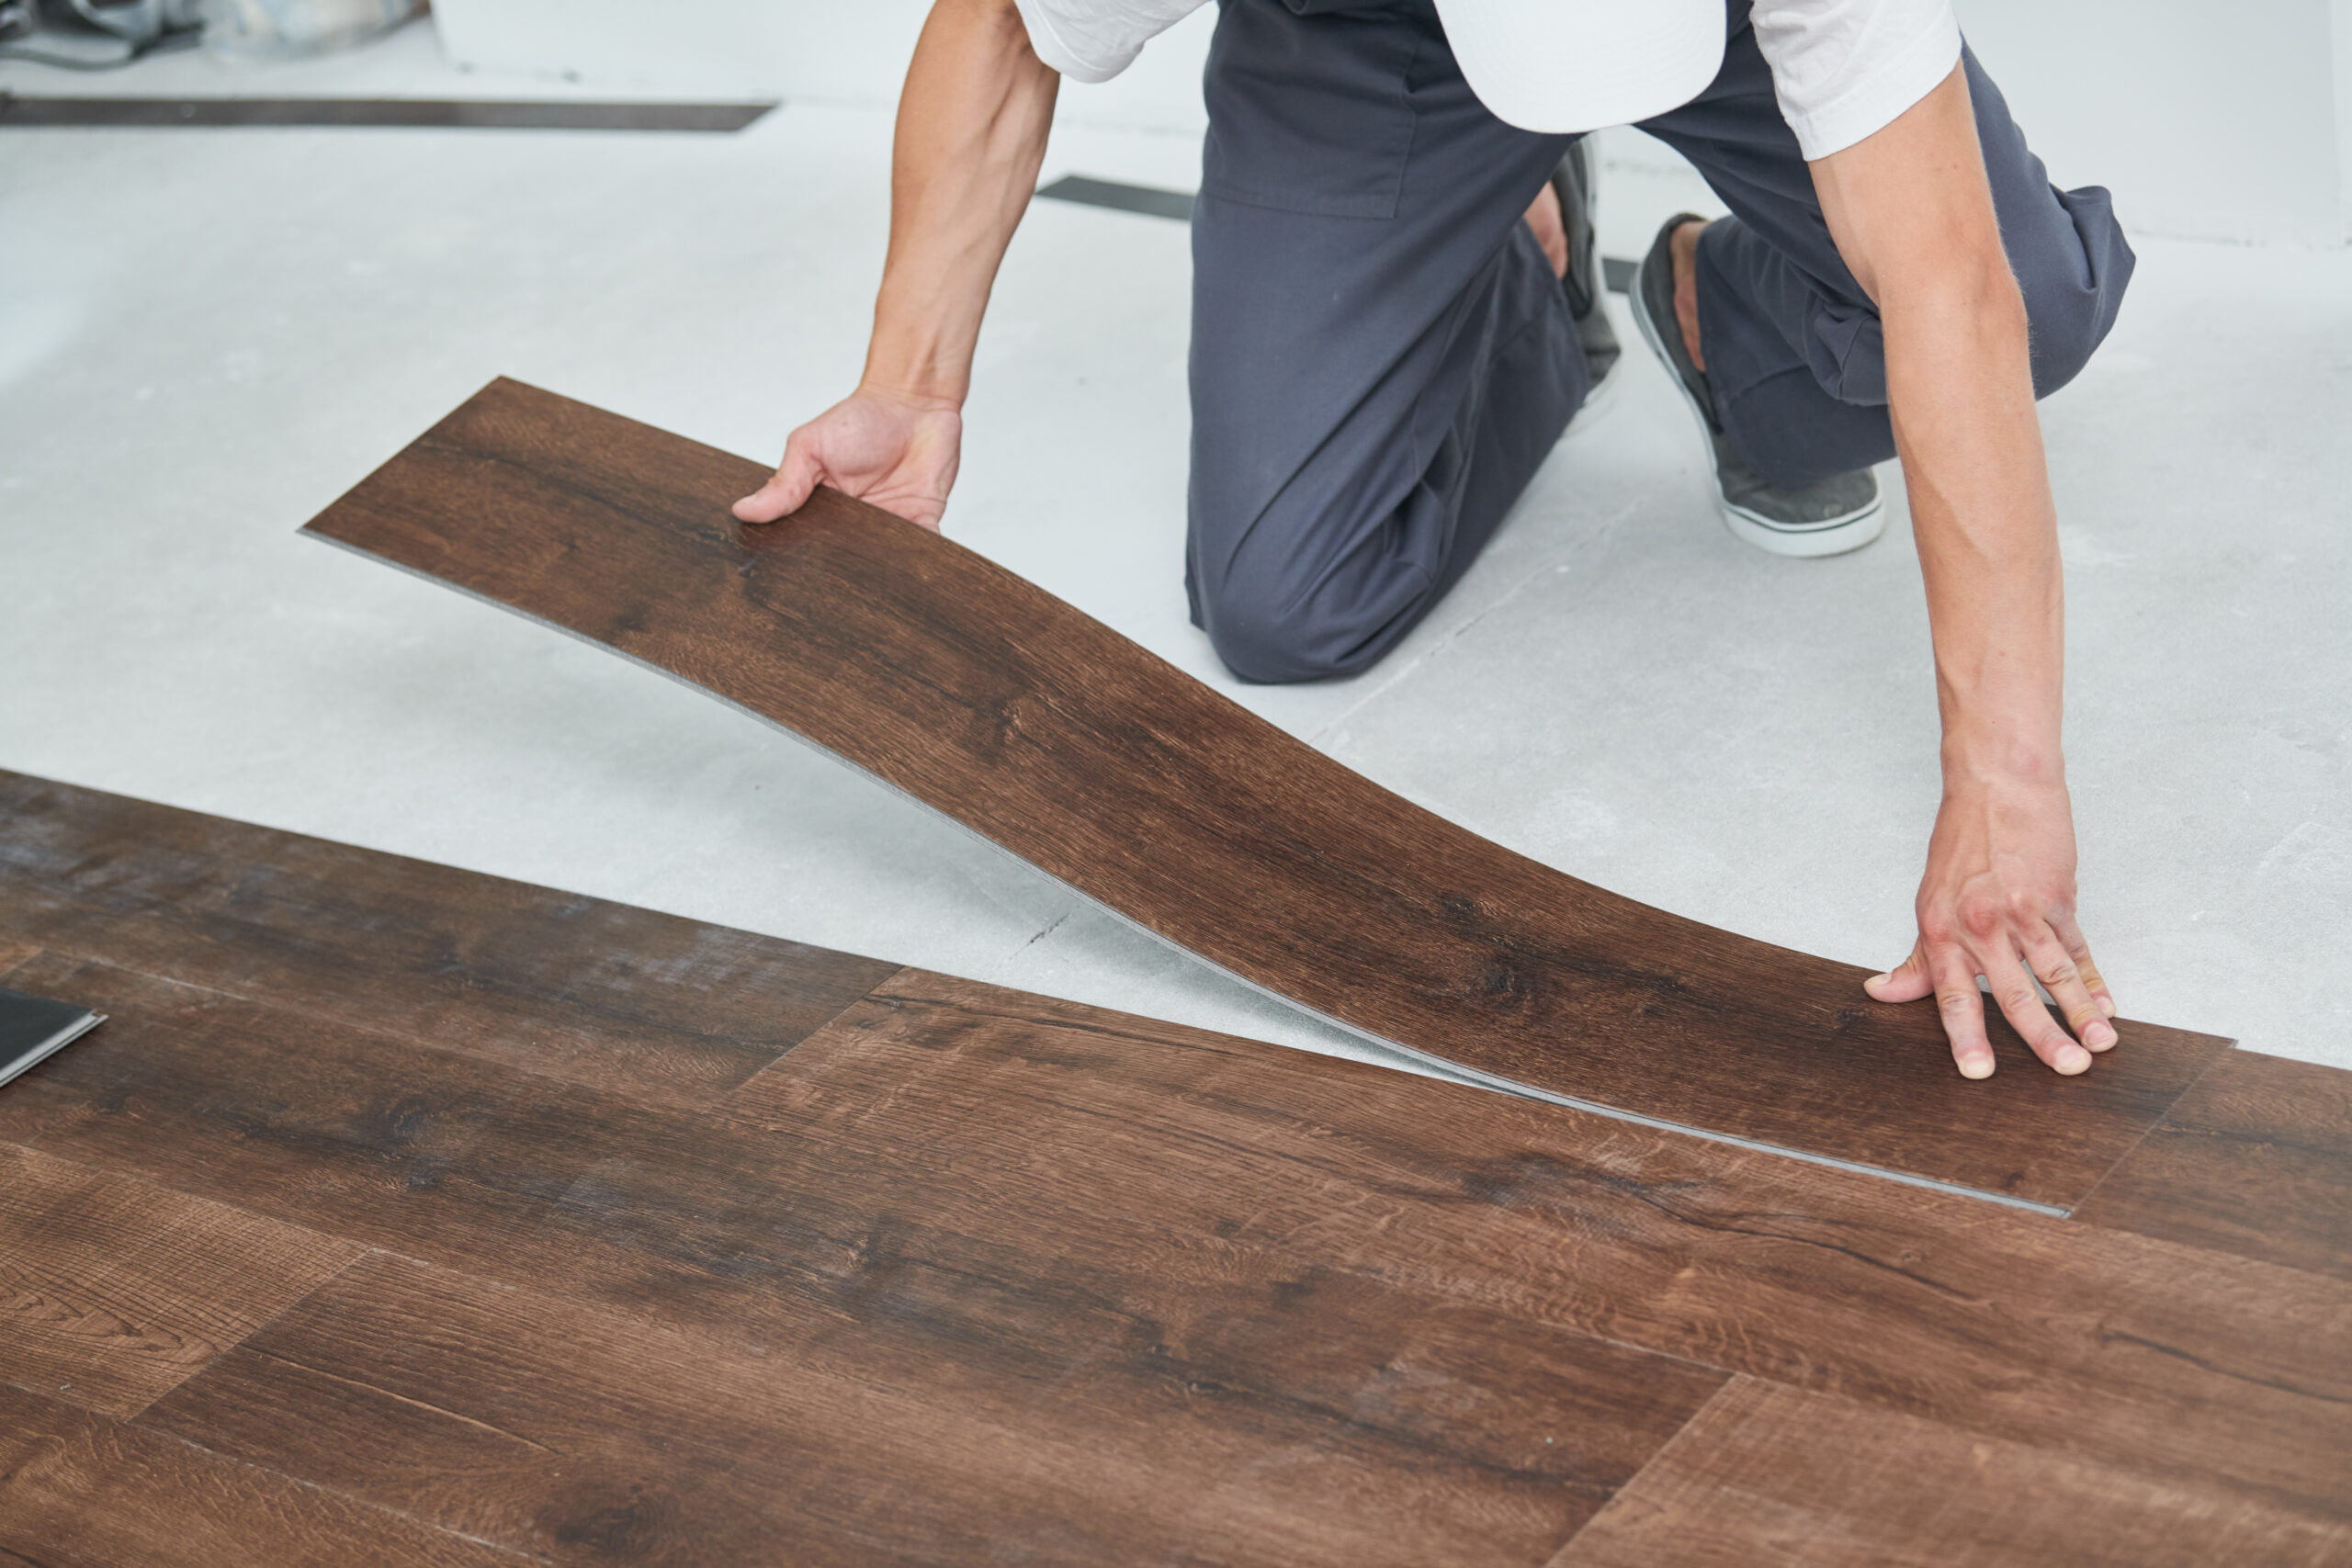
736, 0, 2136, 1080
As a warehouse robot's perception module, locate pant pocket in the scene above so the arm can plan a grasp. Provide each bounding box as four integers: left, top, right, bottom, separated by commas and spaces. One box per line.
1200, 0, 1426, 220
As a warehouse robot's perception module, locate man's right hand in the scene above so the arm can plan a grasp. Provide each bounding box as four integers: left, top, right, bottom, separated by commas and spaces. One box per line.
732, 387, 964, 531
733, 0, 1056, 535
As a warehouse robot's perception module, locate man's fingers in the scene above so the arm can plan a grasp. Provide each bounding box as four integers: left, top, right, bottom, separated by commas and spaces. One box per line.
1864, 942, 1935, 1004
1985, 946, 2091, 1075
2023, 929, 2117, 1052
1926, 945, 1996, 1079
731, 443, 821, 525
2051, 912, 2117, 1019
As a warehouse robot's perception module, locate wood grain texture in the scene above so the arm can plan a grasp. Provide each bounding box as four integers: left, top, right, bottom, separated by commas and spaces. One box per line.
7, 953, 1720, 1564
1549, 1378, 2352, 1568
712, 972, 2352, 1520
0, 1141, 362, 1418
153, 1250, 1698, 1568
298, 377, 2231, 1205
0, 769, 898, 1107
26, 952, 2319, 1540
0, 793, 2336, 1562
2072, 1050, 2352, 1280
0, 1384, 523, 1568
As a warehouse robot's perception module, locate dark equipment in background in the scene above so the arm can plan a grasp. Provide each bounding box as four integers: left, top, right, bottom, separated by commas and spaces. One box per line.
1, 0, 203, 67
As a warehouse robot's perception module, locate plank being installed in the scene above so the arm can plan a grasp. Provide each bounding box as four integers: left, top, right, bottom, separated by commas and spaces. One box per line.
300, 378, 2229, 1207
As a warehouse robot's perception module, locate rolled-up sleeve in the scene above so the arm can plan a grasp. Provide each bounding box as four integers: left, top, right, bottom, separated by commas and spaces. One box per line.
1012, 0, 1209, 84
1752, 0, 1962, 160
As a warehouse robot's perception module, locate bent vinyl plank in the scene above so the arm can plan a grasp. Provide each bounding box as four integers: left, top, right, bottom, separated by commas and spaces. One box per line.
1548, 1378, 2352, 1568
0, 768, 897, 1109
300, 377, 2230, 1206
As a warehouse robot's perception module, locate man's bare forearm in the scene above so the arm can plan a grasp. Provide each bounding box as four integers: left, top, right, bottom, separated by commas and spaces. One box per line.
731, 0, 1055, 530
863, 0, 1059, 409
1815, 68, 2062, 774
1817, 64, 2116, 1075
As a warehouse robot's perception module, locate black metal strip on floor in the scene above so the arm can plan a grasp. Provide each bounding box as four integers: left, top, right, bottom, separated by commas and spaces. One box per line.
0, 94, 775, 130
1036, 173, 1634, 292
1035, 174, 1197, 222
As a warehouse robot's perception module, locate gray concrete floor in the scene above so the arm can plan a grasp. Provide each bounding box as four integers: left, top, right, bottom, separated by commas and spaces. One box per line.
4, 22, 2346, 1076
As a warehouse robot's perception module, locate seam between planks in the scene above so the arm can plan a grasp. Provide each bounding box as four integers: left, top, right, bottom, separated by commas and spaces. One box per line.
114, 1389, 542, 1562
101, 1245, 544, 1560
2063, 1043, 2242, 1224
1538, 1376, 1747, 1568
112, 1244, 377, 1425
0, 1137, 371, 1423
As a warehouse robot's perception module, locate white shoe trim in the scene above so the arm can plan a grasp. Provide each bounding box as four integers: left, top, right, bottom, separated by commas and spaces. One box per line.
1629, 245, 1884, 558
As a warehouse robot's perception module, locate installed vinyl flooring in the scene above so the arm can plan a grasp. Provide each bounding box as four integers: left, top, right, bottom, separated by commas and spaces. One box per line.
304, 378, 2232, 1210
0, 770, 2347, 1565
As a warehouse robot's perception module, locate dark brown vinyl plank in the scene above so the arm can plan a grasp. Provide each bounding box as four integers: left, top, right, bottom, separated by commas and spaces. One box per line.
0, 769, 898, 1107
12, 949, 2345, 1540
715, 973, 2352, 1520
1, 951, 1723, 1566
151, 1250, 1680, 1568
2072, 1051, 2352, 1280
297, 377, 2231, 1207
0, 1142, 362, 1419
0, 96, 775, 130
1550, 1377, 2349, 1568
0, 1383, 522, 1568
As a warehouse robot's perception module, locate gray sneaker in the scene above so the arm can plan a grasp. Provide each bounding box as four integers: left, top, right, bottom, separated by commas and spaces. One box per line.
1629, 213, 1884, 557
1554, 139, 1623, 429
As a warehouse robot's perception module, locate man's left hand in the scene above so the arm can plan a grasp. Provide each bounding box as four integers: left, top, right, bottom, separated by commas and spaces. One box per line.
1866, 768, 2119, 1077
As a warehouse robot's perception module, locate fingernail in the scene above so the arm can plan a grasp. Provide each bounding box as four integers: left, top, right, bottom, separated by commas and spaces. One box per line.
2086, 1021, 2117, 1050
2098, 997, 2117, 1019
1867, 973, 1891, 989
1959, 1054, 1994, 1080
2057, 1043, 2092, 1074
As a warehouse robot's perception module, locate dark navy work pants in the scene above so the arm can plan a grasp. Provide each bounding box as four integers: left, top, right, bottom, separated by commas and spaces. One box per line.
1184, 0, 2134, 682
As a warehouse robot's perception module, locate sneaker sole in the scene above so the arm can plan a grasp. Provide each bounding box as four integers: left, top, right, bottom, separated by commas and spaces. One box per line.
1628, 247, 1887, 559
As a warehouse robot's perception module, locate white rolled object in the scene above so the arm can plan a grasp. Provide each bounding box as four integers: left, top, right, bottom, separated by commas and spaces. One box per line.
199, 0, 418, 58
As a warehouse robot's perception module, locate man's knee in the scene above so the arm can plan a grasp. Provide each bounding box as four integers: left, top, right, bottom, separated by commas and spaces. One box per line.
1192, 501, 1443, 685
1196, 565, 1386, 685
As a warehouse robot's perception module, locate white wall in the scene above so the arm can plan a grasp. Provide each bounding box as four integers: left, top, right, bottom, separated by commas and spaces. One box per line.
1958, 0, 2352, 245
432, 0, 2351, 244
430, 0, 1215, 132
